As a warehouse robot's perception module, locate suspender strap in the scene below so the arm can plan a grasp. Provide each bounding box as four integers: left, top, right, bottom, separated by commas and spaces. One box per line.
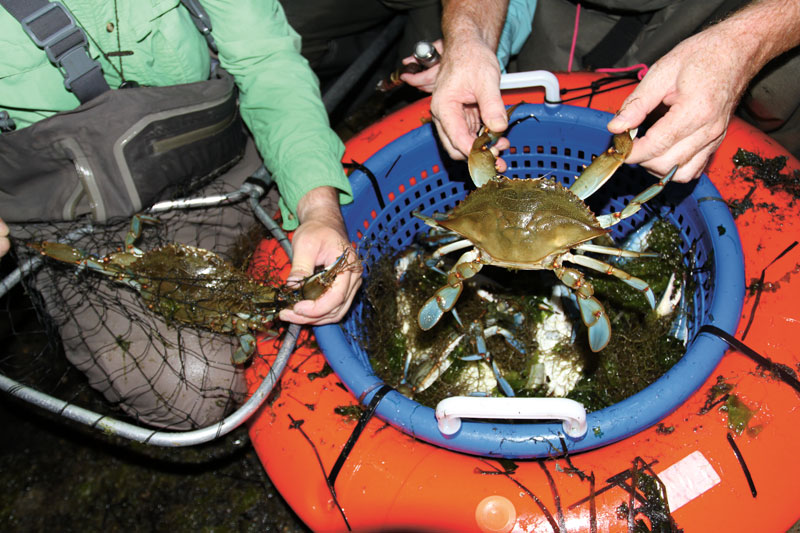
1, 0, 110, 103
180, 0, 218, 53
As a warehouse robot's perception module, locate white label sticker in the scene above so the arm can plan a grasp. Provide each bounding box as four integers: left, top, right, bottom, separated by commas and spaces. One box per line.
657, 451, 721, 512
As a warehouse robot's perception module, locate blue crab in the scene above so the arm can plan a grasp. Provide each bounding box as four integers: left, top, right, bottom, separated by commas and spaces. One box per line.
398, 316, 525, 399
28, 215, 350, 364
413, 107, 678, 351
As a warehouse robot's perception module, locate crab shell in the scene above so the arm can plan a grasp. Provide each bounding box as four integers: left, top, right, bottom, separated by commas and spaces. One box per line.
432, 176, 608, 268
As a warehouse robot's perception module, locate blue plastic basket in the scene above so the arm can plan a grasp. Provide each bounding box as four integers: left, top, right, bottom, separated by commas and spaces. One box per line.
315, 103, 745, 458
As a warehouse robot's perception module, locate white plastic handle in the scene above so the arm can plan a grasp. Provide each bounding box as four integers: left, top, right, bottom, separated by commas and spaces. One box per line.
435, 396, 587, 438
499, 70, 561, 104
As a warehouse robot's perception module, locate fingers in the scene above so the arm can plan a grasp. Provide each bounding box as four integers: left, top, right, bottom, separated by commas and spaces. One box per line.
279, 262, 361, 325
634, 124, 725, 182
0, 217, 8, 258
491, 137, 511, 173
400, 64, 440, 93
473, 81, 507, 134
399, 39, 444, 93
606, 41, 738, 183
621, 81, 729, 182
432, 98, 481, 160
429, 36, 504, 160
606, 72, 669, 134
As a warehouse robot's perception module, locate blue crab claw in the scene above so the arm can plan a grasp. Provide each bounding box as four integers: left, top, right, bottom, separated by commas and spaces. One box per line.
576, 295, 611, 351
27, 241, 91, 264
125, 214, 160, 254
467, 103, 527, 187
491, 359, 516, 397
233, 333, 257, 364
418, 283, 463, 330
569, 129, 637, 201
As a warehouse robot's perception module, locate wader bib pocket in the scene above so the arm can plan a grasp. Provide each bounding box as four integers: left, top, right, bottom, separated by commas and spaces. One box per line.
0, 69, 246, 223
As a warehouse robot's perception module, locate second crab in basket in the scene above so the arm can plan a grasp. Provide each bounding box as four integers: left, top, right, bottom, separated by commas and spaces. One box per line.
413, 106, 679, 352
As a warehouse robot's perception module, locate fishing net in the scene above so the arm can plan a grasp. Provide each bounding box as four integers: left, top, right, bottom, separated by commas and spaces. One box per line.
1, 176, 287, 431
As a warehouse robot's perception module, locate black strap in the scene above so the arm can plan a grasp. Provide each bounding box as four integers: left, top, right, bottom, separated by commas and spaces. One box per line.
0, 0, 110, 103
180, 0, 218, 54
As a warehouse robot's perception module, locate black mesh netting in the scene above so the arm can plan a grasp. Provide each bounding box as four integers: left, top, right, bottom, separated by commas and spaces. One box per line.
1, 181, 285, 431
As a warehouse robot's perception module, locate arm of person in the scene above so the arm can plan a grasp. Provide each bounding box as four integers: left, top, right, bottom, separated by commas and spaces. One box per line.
399, 0, 535, 90
607, 0, 800, 183
411, 0, 510, 161
202, 0, 359, 324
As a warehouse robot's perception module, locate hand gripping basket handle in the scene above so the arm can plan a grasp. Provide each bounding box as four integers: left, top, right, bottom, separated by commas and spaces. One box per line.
499, 70, 561, 104
435, 396, 587, 438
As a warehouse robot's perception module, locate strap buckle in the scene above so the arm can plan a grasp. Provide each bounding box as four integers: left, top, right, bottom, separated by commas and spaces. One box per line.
20, 2, 103, 91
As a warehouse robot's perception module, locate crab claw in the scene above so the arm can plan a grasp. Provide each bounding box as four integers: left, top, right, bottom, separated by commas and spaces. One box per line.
233, 334, 257, 365
576, 295, 611, 352
27, 241, 88, 264
299, 251, 351, 301
467, 103, 527, 188
468, 130, 504, 187
418, 283, 463, 330
570, 129, 637, 201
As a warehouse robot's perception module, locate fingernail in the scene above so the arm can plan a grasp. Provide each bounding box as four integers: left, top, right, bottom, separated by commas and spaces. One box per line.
607, 117, 627, 132
486, 117, 506, 132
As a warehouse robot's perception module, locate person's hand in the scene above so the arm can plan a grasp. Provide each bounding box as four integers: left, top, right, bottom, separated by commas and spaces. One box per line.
278, 186, 361, 325
606, 26, 757, 183
399, 39, 443, 94
403, 36, 510, 166
0, 217, 9, 258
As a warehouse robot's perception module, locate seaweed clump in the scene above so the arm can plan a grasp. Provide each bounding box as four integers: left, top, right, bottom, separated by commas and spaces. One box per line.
733, 148, 800, 199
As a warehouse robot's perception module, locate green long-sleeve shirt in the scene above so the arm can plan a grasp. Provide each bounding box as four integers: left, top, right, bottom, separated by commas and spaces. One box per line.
0, 0, 351, 229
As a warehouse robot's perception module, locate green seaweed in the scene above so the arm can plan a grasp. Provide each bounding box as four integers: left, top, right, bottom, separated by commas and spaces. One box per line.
720, 394, 754, 435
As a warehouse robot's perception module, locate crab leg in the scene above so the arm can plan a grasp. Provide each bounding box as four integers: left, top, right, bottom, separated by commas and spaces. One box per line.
404, 331, 465, 394
418, 249, 483, 330
596, 165, 678, 229
125, 214, 160, 253
459, 323, 521, 397
233, 334, 257, 365
27, 241, 137, 281
574, 243, 658, 259
553, 265, 611, 351
569, 129, 636, 200
565, 252, 656, 308
424, 238, 475, 276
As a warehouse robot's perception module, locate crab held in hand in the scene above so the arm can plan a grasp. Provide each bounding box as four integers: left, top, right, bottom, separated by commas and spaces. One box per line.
413, 107, 678, 351
29, 215, 350, 364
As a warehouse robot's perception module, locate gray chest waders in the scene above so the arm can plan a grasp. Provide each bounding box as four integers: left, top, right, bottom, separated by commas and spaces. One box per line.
0, 0, 246, 223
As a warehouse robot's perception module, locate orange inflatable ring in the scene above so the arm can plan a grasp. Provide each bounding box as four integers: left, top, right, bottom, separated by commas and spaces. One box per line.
246, 73, 800, 532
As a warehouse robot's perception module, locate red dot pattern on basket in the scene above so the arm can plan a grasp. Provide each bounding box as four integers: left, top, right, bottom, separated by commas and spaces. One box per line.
384, 165, 440, 205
